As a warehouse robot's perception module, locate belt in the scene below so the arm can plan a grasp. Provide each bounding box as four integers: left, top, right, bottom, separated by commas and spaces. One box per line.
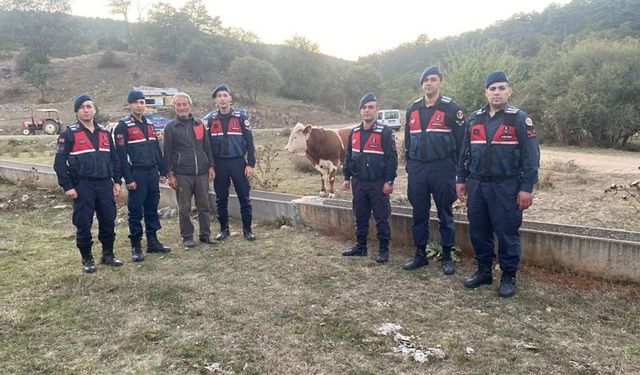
131, 165, 157, 171
469, 174, 516, 182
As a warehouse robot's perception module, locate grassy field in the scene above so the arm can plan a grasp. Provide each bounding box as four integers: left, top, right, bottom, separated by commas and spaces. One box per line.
0, 183, 638, 374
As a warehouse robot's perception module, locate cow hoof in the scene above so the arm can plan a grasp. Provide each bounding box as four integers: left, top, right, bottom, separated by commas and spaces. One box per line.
328, 193, 335, 199
318, 191, 328, 197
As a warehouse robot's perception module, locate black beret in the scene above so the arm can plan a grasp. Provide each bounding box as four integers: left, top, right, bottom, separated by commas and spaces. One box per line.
419, 65, 442, 85
359, 92, 377, 109
212, 84, 231, 98
127, 90, 145, 104
485, 70, 509, 88
73, 94, 92, 113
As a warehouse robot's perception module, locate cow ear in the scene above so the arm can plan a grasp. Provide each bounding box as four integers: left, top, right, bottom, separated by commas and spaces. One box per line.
303, 124, 312, 134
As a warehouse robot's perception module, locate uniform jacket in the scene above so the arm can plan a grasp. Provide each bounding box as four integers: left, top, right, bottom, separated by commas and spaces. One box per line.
53, 121, 121, 191
405, 95, 467, 163
456, 105, 540, 193
113, 114, 167, 184
207, 108, 256, 167
162, 115, 213, 176
343, 121, 398, 182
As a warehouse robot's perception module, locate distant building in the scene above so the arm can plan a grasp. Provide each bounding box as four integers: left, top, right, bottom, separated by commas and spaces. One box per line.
133, 86, 179, 109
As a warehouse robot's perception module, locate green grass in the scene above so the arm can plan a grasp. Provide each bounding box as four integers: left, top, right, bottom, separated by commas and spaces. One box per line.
0, 183, 638, 374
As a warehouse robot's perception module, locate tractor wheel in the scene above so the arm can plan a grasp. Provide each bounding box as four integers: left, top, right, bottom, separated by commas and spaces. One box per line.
22, 128, 32, 136
43, 120, 60, 135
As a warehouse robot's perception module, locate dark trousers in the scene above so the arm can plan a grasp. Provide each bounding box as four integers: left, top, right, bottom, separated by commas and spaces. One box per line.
407, 159, 456, 247
351, 178, 391, 240
214, 157, 252, 230
127, 168, 161, 240
72, 178, 116, 251
175, 173, 211, 240
466, 177, 523, 273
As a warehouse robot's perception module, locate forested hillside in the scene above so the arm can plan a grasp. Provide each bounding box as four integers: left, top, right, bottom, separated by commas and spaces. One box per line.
1, 0, 639, 146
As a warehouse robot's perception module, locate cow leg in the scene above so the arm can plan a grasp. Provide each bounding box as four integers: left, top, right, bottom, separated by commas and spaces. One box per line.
323, 160, 338, 199
314, 164, 328, 197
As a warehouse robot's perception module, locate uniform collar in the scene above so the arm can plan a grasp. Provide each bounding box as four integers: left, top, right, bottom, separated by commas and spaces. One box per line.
359, 120, 379, 131
421, 95, 441, 109
129, 114, 146, 124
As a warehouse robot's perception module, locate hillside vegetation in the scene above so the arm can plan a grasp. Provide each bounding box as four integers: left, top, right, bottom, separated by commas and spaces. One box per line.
0, 0, 639, 146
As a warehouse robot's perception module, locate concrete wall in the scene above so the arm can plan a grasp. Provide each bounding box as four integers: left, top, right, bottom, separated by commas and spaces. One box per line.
2, 160, 639, 283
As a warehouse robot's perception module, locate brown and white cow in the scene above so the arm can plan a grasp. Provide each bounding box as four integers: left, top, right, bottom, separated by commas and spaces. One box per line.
285, 123, 352, 198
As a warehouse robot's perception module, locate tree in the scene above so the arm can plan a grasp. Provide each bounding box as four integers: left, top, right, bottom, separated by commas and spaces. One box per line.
537, 37, 640, 147
181, 0, 221, 35
284, 34, 320, 53
275, 47, 326, 101
340, 64, 382, 109
222, 27, 261, 44
444, 44, 530, 114
108, 0, 131, 40
24, 63, 54, 103
229, 56, 283, 102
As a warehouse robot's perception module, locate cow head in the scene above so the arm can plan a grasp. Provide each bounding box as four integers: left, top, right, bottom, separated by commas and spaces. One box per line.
284, 122, 313, 154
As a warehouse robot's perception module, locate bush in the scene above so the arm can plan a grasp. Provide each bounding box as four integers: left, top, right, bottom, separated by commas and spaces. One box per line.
291, 155, 315, 173
98, 50, 126, 69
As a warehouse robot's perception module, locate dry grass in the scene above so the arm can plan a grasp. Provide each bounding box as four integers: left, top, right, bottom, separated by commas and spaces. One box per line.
0, 183, 639, 374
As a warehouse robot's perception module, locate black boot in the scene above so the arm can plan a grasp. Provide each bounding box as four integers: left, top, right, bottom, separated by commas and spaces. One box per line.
82, 257, 96, 273
101, 243, 124, 267
243, 228, 256, 241
216, 227, 230, 241
441, 246, 456, 275
463, 263, 493, 288
498, 271, 517, 298
376, 239, 389, 263
79, 244, 96, 273
342, 236, 368, 256
403, 246, 428, 270
147, 233, 171, 253
131, 237, 144, 262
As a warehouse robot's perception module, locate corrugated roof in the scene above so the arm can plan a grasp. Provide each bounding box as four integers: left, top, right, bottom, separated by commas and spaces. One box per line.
133, 86, 179, 96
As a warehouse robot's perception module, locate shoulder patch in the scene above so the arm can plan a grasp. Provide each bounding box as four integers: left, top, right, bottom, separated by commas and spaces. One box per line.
504, 105, 519, 114
456, 110, 464, 120
440, 96, 452, 103
525, 117, 534, 127
68, 123, 80, 131
244, 119, 251, 129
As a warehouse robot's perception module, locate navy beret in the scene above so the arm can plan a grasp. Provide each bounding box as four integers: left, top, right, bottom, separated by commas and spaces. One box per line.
212, 84, 231, 98
419, 65, 442, 85
485, 70, 509, 88
73, 94, 92, 113
127, 90, 145, 104
359, 92, 377, 109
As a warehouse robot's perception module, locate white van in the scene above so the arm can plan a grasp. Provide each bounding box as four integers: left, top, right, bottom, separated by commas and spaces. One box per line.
376, 109, 402, 131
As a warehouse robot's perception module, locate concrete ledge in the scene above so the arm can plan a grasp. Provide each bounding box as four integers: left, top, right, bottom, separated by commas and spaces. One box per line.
2, 160, 639, 283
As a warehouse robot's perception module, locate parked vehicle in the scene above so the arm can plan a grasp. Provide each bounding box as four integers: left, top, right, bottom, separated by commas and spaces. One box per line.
376, 109, 402, 131
21, 109, 62, 135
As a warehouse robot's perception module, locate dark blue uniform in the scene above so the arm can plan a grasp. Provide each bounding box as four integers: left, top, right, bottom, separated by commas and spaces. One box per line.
113, 115, 167, 241
53, 122, 121, 259
207, 108, 256, 233
457, 105, 540, 273
343, 121, 398, 242
405, 95, 467, 251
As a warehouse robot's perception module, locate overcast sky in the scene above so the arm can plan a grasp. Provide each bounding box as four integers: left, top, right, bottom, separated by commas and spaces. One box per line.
71, 0, 572, 60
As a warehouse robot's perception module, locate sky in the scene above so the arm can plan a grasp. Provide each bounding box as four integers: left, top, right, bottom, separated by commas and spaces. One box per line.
71, 0, 572, 61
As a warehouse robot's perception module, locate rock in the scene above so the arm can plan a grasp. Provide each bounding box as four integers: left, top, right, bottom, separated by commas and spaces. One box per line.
465, 347, 475, 355
280, 225, 292, 230
375, 323, 403, 336
158, 207, 175, 219
53, 205, 68, 209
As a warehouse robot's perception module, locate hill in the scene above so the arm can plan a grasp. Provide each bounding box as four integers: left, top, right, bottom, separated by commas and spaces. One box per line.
0, 51, 357, 134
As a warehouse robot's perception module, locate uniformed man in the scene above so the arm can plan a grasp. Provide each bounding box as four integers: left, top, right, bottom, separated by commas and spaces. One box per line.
456, 71, 540, 297
403, 66, 467, 275
113, 90, 171, 262
207, 84, 257, 241
53, 94, 123, 273
342, 93, 398, 263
